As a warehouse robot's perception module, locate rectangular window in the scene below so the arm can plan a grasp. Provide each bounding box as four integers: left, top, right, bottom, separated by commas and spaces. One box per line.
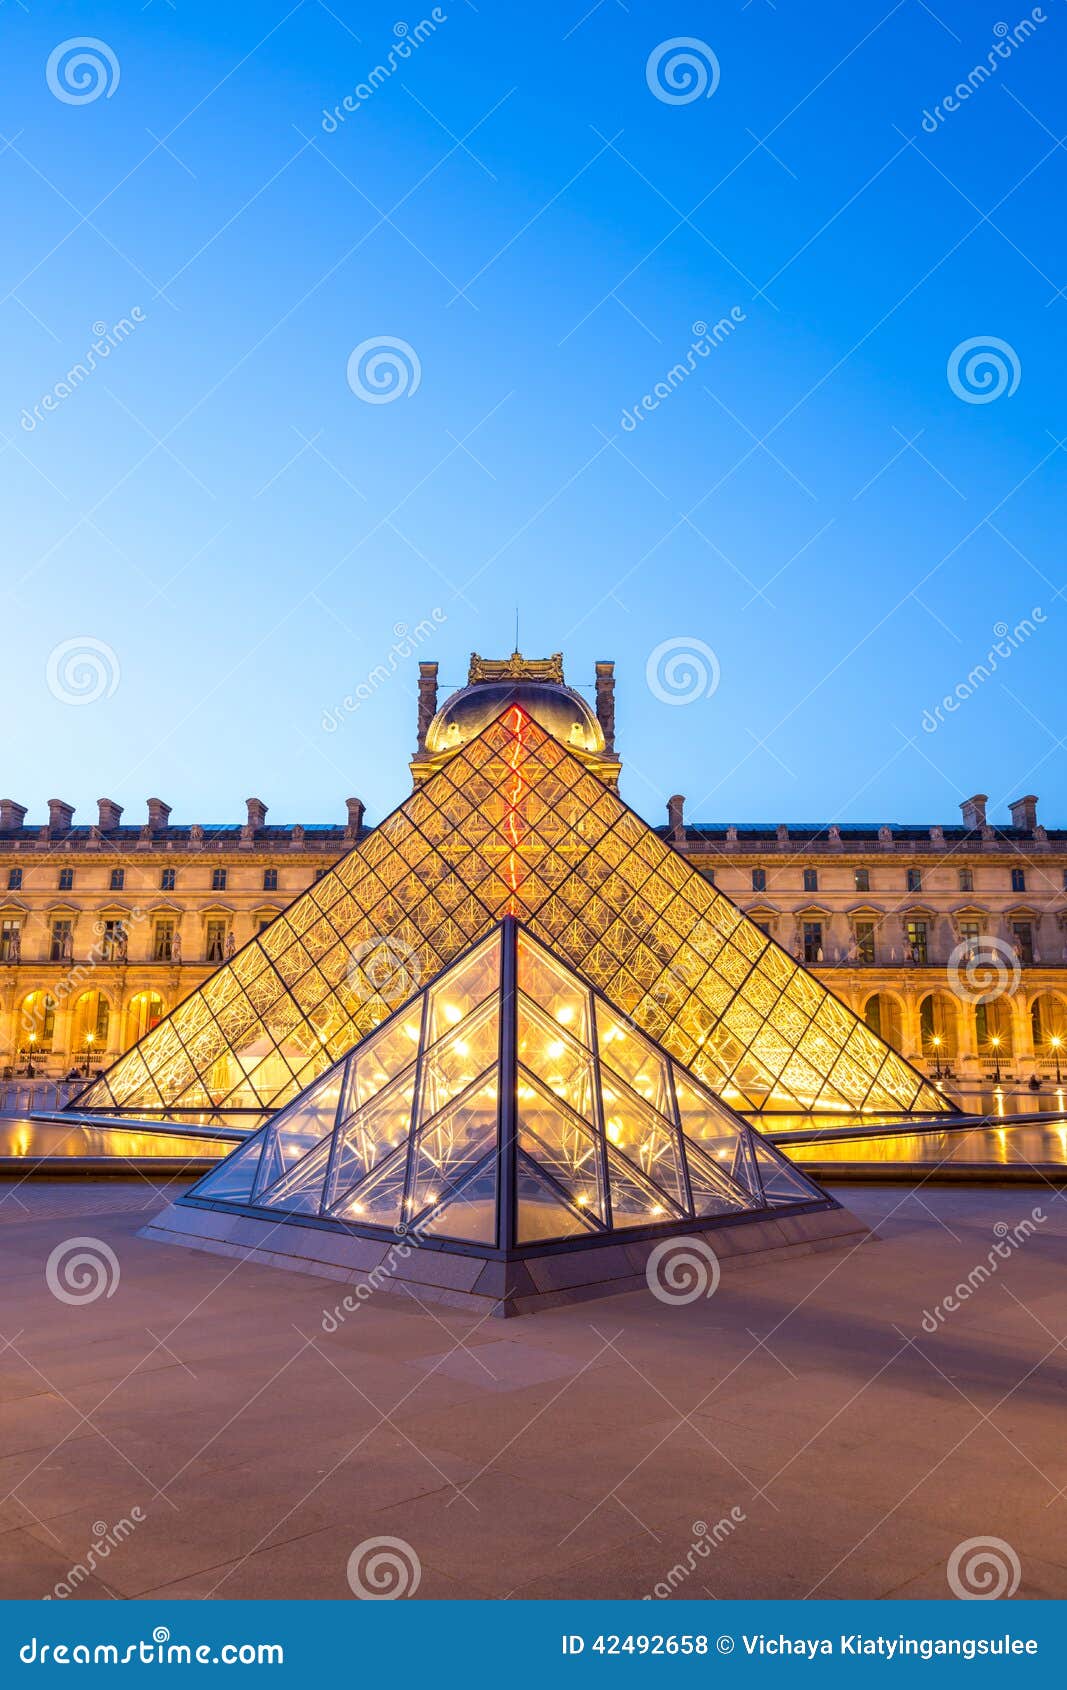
153, 920, 175, 962
263, 868, 278, 892
314, 868, 327, 881
49, 919, 73, 963
58, 868, 74, 891
854, 920, 876, 964
0, 919, 21, 962
205, 919, 227, 963
803, 869, 818, 893
702, 868, 715, 886
7, 868, 22, 890
160, 868, 176, 891
258, 916, 274, 933
906, 868, 922, 893
906, 919, 928, 965
1011, 920, 1034, 965
211, 868, 228, 892
854, 868, 870, 893
957, 920, 981, 956
100, 919, 126, 961
958, 869, 973, 892
751, 868, 766, 892
802, 920, 823, 963
752, 921, 771, 936
1011, 867, 1026, 893
109, 868, 125, 891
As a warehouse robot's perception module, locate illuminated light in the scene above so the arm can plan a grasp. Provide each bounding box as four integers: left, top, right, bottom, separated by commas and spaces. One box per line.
454, 1041, 469, 1057
576, 1195, 589, 1207
404, 1023, 419, 1042
442, 1004, 462, 1024
546, 1040, 565, 1059
650, 1205, 665, 1216
556, 1006, 575, 1025
426, 1191, 438, 1204
349, 1202, 364, 1215
606, 1120, 621, 1143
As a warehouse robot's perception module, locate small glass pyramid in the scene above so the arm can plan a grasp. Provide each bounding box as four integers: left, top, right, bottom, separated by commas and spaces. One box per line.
71, 707, 946, 1124
184, 919, 828, 1250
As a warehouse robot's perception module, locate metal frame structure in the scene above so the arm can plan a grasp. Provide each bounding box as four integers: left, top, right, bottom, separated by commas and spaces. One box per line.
70, 706, 947, 1125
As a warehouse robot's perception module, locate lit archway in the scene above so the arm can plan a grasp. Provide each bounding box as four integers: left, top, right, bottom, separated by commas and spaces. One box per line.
919, 992, 959, 1058
71, 990, 110, 1064
17, 991, 57, 1058
126, 991, 165, 1047
975, 995, 1014, 1055
1030, 993, 1067, 1052
863, 992, 903, 1050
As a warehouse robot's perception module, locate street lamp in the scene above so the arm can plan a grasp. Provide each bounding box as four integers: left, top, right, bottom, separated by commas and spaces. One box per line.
85, 1030, 94, 1072
991, 1033, 1002, 1087
932, 1034, 942, 1080
27, 1030, 36, 1078
1052, 1035, 1062, 1087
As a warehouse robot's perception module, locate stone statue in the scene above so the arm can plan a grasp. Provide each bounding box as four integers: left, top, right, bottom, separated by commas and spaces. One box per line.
225, 931, 236, 960
116, 927, 128, 962
171, 928, 182, 964
8, 927, 20, 964
61, 928, 73, 964
190, 823, 204, 846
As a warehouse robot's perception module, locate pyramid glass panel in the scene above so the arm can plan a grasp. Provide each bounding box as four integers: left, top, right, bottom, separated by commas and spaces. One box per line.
516, 1151, 600, 1243
326, 1072, 417, 1209
407, 1079, 499, 1221
83, 708, 945, 1125
516, 1069, 605, 1223
181, 919, 834, 1267
516, 994, 597, 1123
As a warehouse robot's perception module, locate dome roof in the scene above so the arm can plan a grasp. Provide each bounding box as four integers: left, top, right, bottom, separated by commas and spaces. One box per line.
425, 680, 605, 756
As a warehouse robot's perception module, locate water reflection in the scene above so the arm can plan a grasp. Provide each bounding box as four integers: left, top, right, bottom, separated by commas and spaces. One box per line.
780, 1117, 1067, 1172
0, 1116, 231, 1166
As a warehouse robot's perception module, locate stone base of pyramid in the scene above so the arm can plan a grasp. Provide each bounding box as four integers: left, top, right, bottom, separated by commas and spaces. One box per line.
140, 1197, 871, 1317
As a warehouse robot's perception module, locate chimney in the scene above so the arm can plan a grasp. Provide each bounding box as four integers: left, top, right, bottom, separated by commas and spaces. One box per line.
960, 794, 988, 831
667, 793, 686, 841
416, 662, 439, 751
245, 797, 268, 834
1009, 794, 1038, 832
47, 799, 74, 837
147, 797, 172, 834
345, 797, 366, 839
97, 797, 123, 831
594, 661, 616, 752
0, 800, 27, 831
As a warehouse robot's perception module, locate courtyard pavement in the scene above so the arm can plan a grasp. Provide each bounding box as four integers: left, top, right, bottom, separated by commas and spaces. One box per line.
0, 1177, 1065, 1601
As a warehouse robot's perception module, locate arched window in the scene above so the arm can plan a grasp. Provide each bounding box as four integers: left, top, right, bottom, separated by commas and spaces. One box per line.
127, 991, 165, 1047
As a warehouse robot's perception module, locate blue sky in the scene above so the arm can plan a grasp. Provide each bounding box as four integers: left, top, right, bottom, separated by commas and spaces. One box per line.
3, 0, 1065, 831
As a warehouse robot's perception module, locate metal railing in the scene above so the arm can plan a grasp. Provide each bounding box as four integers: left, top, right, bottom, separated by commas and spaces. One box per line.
0, 1078, 84, 1115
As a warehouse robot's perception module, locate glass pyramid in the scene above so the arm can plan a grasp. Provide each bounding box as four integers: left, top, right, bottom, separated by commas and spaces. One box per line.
71, 706, 946, 1122
184, 919, 830, 1248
